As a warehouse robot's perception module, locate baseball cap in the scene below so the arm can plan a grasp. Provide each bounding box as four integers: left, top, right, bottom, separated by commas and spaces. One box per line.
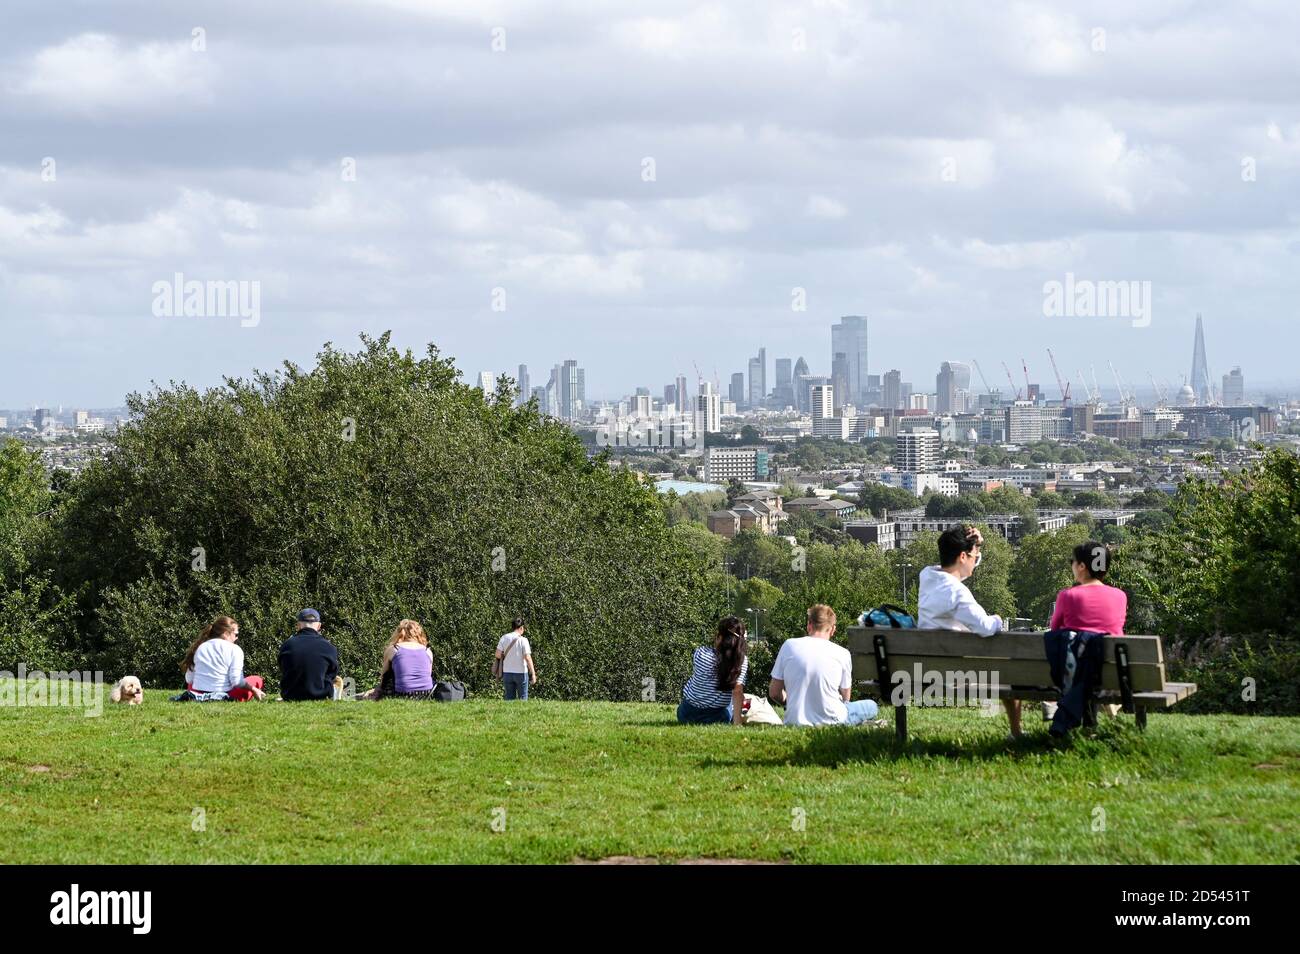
296, 608, 321, 623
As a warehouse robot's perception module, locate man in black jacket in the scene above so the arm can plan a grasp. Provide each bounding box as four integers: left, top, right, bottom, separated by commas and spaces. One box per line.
278, 608, 340, 701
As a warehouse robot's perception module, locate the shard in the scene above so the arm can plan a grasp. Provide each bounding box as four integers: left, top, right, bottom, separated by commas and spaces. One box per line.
1190, 313, 1213, 404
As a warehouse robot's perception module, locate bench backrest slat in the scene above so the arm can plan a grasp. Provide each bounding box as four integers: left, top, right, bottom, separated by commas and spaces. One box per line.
847, 626, 1168, 693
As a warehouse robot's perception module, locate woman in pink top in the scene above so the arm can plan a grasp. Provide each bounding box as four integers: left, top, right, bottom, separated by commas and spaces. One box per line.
1050, 541, 1128, 635
1047, 541, 1129, 722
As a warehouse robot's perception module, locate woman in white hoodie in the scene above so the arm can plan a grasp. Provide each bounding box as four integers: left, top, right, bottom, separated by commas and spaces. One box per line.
917, 525, 1020, 736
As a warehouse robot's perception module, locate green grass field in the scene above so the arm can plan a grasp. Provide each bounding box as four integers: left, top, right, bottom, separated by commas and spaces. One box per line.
1, 683, 1297, 864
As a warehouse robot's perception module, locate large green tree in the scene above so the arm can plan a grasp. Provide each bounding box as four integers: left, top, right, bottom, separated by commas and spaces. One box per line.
44, 335, 724, 697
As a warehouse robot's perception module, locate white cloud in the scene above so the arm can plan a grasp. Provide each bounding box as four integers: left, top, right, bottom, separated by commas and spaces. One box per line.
11, 33, 214, 113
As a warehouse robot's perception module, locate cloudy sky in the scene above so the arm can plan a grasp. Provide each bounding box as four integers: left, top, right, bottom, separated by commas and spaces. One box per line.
2, 0, 1298, 408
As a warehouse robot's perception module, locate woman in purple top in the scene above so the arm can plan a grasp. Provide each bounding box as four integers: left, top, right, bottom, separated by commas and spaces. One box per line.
364, 619, 436, 699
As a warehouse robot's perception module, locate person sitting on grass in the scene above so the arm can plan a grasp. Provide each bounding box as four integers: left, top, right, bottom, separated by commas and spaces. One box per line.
177, 615, 265, 701
361, 619, 437, 700
768, 604, 880, 727
917, 524, 1020, 737
278, 608, 340, 701
677, 616, 748, 725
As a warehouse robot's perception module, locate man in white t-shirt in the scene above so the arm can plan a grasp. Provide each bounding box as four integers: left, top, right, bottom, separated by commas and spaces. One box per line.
768, 604, 879, 727
495, 617, 536, 701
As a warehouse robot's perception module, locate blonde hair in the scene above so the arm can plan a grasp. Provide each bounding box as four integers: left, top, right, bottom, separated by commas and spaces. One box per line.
807, 604, 837, 632
387, 619, 428, 648
181, 616, 237, 675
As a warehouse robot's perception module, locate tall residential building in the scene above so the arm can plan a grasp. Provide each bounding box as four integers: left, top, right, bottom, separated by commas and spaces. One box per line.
695, 381, 721, 434
883, 369, 902, 410
664, 383, 677, 407
894, 429, 940, 471
748, 348, 767, 406
1222, 366, 1245, 405
549, 360, 583, 421
675, 373, 690, 413
729, 372, 746, 407
516, 364, 530, 407
632, 393, 652, 417
477, 371, 496, 396
1005, 401, 1044, 442
810, 384, 834, 422
831, 316, 869, 405
1190, 313, 1213, 404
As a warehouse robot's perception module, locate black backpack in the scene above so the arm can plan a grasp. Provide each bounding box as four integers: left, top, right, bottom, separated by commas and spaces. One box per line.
432, 680, 466, 702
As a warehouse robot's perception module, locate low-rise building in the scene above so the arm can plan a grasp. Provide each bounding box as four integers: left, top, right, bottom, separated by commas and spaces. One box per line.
843, 519, 897, 551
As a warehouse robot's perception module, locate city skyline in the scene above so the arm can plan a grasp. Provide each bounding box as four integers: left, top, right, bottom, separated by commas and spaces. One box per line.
1, 311, 1280, 411
3, 2, 1300, 406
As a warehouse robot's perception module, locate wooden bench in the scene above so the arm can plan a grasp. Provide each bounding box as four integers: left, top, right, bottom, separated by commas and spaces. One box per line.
847, 626, 1197, 742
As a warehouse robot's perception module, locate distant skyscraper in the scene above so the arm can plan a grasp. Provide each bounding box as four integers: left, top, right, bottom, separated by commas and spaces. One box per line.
664, 383, 677, 407
774, 358, 793, 407
549, 359, 582, 420
1222, 366, 1245, 405
935, 361, 971, 415
831, 316, 868, 404
883, 369, 902, 410
748, 348, 767, 406
792, 356, 810, 412
478, 371, 496, 396
516, 364, 529, 407
1190, 314, 1213, 405
675, 373, 689, 413
729, 372, 746, 406
831, 353, 850, 414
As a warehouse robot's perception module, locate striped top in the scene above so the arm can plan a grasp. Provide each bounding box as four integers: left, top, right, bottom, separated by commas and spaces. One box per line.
682, 645, 747, 709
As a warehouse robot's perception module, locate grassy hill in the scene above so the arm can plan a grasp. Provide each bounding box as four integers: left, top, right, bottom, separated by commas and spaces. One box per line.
1, 685, 1297, 864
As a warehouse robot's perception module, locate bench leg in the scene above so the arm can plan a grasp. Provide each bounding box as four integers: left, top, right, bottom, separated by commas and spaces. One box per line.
895, 705, 908, 743
1135, 706, 1147, 731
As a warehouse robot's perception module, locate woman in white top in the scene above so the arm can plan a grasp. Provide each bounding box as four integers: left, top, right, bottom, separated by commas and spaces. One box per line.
178, 616, 265, 701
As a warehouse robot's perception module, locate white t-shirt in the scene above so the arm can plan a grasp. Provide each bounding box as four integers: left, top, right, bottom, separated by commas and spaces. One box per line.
770, 636, 852, 726
496, 632, 532, 673
190, 638, 246, 693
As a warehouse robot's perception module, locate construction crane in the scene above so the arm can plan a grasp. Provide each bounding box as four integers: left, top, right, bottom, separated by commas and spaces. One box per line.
1148, 372, 1168, 406
1076, 370, 1094, 403
971, 359, 995, 395
1090, 366, 1103, 406
1046, 349, 1071, 403
1108, 360, 1133, 408
1021, 358, 1033, 400
1000, 361, 1022, 401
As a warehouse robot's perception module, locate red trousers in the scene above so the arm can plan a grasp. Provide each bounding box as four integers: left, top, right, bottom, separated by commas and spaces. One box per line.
188, 675, 263, 701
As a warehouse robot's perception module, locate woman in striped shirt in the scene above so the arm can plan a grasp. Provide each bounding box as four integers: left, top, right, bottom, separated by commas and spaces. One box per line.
677, 616, 748, 725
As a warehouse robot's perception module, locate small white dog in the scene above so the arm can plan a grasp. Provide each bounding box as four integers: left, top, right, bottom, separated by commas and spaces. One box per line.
110, 676, 143, 705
